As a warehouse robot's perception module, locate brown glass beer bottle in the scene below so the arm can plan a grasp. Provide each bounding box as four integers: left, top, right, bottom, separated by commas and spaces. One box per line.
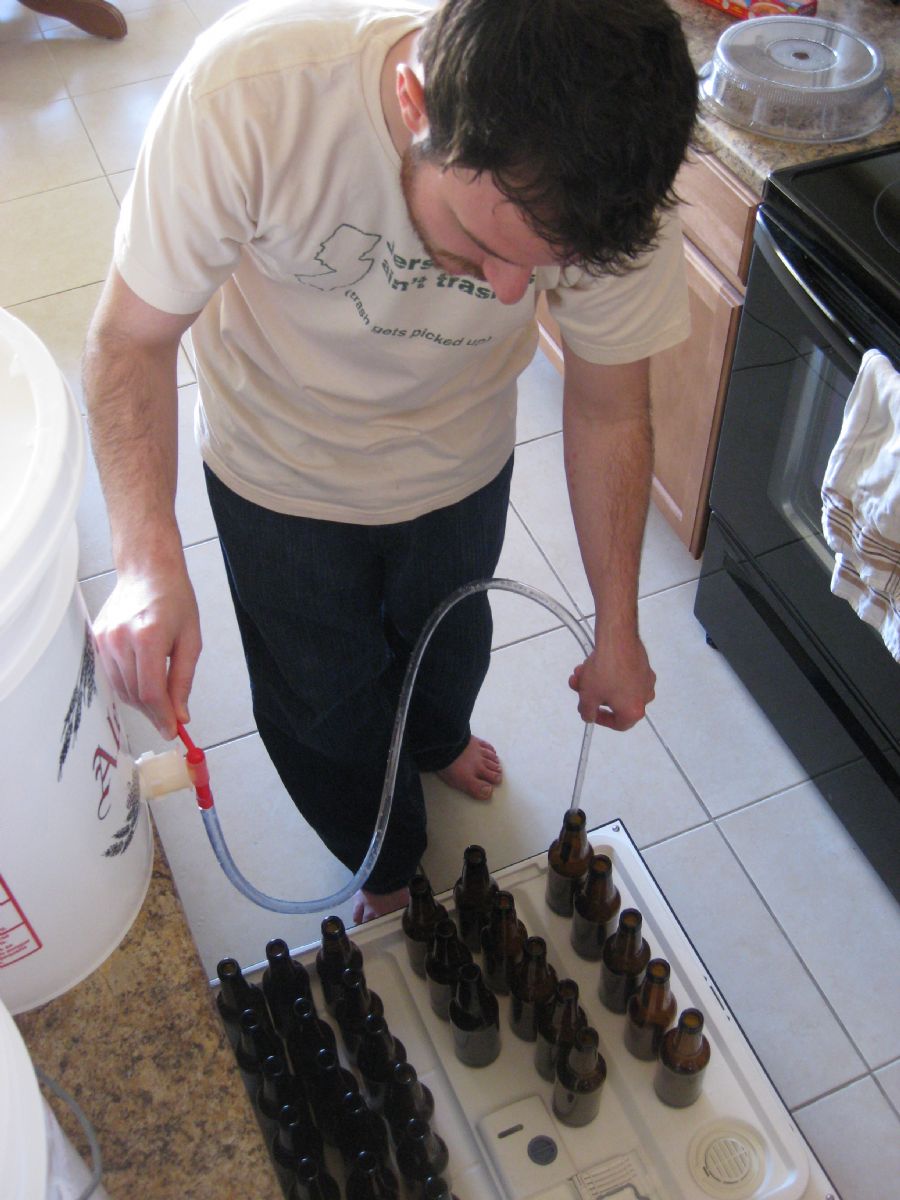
425, 917, 473, 1020
272, 1102, 325, 1190
356, 1012, 407, 1109
552, 1026, 607, 1127
383, 1062, 435, 1141
570, 854, 621, 961
480, 891, 527, 994
509, 936, 558, 1041
307, 1046, 359, 1144
654, 1008, 711, 1107
599, 908, 650, 1013
402, 874, 448, 978
624, 958, 677, 1061
545, 808, 593, 916
396, 1117, 450, 1191
335, 1091, 391, 1172
345, 1149, 400, 1200
316, 915, 363, 1010
334, 968, 384, 1062
263, 938, 312, 1036
284, 995, 337, 1083
289, 1155, 341, 1200
535, 978, 587, 1081
449, 962, 501, 1067
453, 844, 499, 952
422, 1177, 459, 1200
216, 957, 269, 1048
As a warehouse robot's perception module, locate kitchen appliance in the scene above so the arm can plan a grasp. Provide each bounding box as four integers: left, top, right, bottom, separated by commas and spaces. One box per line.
233, 823, 839, 1199
694, 142, 900, 900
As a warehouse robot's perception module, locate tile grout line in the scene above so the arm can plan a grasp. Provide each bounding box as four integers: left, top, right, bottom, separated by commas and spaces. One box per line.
709, 819, 878, 1091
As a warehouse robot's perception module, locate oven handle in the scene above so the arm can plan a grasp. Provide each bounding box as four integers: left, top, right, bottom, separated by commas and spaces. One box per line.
755, 212, 864, 371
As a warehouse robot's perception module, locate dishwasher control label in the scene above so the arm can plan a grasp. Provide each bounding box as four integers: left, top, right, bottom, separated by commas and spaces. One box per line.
0, 874, 42, 967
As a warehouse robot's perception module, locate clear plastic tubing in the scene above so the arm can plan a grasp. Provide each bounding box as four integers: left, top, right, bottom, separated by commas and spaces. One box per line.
202, 578, 595, 914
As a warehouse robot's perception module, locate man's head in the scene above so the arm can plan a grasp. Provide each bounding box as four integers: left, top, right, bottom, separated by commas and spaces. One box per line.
414, 0, 698, 276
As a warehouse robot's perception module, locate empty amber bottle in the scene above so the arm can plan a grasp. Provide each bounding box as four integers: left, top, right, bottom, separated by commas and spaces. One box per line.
216, 957, 268, 1048
425, 917, 473, 1020
396, 1117, 450, 1190
316, 915, 363, 1010
263, 938, 312, 1035
307, 1046, 359, 1144
624, 958, 677, 1061
257, 1053, 307, 1138
383, 1062, 435, 1141
334, 968, 384, 1062
535, 978, 587, 1081
552, 1026, 606, 1127
422, 1178, 460, 1200
335, 1090, 391, 1170
346, 1149, 401, 1200
654, 1008, 711, 1108
509, 936, 558, 1042
290, 1155, 340, 1200
402, 875, 448, 978
599, 908, 650, 1013
284, 995, 337, 1085
453, 844, 499, 952
449, 962, 501, 1067
570, 854, 621, 961
356, 1012, 407, 1108
545, 808, 593, 916
480, 891, 527, 994
235, 1009, 281, 1100
272, 1102, 325, 1191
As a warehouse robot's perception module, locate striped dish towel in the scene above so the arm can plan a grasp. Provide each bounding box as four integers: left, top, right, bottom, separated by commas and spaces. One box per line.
821, 349, 900, 664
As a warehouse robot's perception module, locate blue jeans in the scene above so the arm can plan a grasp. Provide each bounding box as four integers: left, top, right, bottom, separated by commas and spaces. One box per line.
204, 458, 512, 893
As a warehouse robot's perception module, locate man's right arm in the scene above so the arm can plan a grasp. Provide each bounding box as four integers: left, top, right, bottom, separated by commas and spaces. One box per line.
83, 266, 203, 739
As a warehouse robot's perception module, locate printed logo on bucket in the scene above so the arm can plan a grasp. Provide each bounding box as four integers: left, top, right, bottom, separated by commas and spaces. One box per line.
57, 622, 141, 858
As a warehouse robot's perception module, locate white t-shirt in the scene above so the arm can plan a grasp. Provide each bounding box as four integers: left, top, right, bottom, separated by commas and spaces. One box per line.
115, 0, 690, 524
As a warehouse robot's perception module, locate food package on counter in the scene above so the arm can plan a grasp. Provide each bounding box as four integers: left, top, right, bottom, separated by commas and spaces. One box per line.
696, 0, 817, 18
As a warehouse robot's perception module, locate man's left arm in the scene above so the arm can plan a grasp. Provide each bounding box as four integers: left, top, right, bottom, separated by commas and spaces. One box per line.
562, 346, 656, 731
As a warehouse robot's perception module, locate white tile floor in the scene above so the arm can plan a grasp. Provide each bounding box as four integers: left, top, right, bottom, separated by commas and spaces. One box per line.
4, 5, 899, 1198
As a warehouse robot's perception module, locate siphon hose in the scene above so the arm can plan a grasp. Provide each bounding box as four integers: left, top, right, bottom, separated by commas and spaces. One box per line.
202, 578, 595, 914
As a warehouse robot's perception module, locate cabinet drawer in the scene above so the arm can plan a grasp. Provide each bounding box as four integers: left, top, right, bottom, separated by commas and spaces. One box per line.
675, 153, 757, 290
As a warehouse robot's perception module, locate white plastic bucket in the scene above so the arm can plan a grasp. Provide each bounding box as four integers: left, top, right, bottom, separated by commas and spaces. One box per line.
0, 308, 152, 1015
1, 995, 111, 1199
0, 995, 47, 1199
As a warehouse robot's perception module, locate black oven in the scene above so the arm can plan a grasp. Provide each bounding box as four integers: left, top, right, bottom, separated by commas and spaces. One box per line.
694, 143, 900, 900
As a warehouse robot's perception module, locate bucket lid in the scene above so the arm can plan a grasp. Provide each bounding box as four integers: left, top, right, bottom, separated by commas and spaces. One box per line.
0, 997, 48, 1199
0, 308, 84, 629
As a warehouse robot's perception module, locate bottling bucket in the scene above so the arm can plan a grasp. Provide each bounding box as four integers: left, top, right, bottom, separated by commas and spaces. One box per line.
0, 308, 152, 1015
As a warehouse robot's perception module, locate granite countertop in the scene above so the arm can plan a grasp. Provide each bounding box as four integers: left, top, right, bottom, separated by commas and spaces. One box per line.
11, 4, 899, 1199
669, 0, 899, 192
14, 826, 282, 1200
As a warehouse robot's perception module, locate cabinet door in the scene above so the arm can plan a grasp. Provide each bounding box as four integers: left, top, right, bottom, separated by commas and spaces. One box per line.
650, 238, 743, 557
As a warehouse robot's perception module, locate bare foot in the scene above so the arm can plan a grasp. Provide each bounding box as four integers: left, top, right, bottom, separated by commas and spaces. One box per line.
352, 885, 410, 925
435, 735, 502, 801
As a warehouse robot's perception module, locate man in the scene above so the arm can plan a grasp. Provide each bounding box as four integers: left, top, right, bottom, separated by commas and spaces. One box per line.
84, 0, 697, 923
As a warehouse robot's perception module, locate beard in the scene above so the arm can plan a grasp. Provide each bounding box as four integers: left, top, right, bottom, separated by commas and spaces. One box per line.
399, 146, 484, 280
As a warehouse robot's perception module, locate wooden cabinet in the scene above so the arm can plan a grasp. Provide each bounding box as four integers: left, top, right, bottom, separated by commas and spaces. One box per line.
536, 153, 758, 559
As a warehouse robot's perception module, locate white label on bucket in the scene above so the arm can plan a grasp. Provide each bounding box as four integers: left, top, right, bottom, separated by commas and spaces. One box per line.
0, 873, 42, 967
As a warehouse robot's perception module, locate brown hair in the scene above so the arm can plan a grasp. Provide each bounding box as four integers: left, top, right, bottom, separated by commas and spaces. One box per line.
418, 0, 697, 273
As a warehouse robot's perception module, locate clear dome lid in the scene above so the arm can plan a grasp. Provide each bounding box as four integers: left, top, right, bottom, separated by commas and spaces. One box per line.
699, 16, 893, 143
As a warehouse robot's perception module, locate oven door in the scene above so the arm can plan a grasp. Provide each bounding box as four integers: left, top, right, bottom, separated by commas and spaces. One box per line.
695, 208, 900, 888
